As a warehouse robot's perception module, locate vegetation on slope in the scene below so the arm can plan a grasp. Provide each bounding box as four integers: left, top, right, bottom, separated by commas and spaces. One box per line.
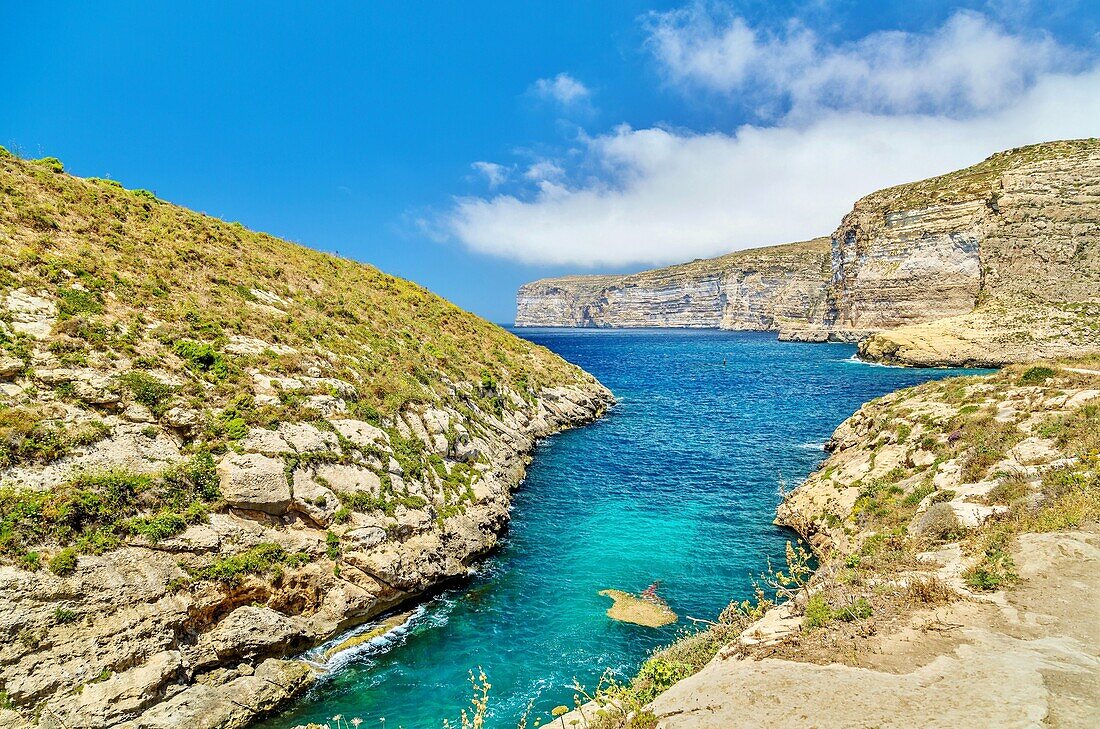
857, 138, 1097, 209
0, 146, 586, 418
0, 147, 594, 568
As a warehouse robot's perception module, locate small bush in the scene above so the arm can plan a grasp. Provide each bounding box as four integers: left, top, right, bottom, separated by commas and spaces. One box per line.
174, 340, 232, 379
20, 550, 41, 570
118, 371, 175, 416
54, 607, 78, 624
56, 287, 104, 319
325, 531, 341, 560
630, 657, 695, 705
192, 543, 310, 585
802, 593, 833, 629
49, 548, 78, 576
1020, 366, 1055, 385
905, 576, 958, 605
912, 502, 964, 542
34, 156, 64, 173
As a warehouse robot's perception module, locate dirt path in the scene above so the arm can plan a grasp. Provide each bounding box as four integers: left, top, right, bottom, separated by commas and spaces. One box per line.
650, 527, 1100, 728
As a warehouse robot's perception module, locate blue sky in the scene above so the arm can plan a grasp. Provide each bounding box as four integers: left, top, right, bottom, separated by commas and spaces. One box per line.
3, 1, 1099, 322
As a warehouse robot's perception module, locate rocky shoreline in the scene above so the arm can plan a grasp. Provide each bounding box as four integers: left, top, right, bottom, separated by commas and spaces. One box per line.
0, 150, 616, 729
557, 359, 1099, 728
0, 369, 612, 729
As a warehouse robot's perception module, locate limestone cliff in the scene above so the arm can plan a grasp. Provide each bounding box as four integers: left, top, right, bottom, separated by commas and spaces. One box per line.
834, 139, 1100, 363
517, 140, 1100, 366
557, 361, 1100, 728
0, 150, 612, 728
516, 239, 831, 330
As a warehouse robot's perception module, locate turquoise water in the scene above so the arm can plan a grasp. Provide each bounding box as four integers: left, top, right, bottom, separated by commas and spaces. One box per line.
260, 330, 982, 729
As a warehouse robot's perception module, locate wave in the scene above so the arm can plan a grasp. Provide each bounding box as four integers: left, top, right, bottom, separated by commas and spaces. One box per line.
837, 353, 903, 368
305, 604, 431, 674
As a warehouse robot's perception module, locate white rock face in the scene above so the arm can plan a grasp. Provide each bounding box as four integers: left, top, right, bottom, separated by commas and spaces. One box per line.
5, 290, 57, 339
216, 453, 292, 515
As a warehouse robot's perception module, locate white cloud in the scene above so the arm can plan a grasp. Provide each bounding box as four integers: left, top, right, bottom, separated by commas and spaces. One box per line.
524, 160, 566, 182
531, 73, 592, 106
471, 161, 509, 188
645, 7, 1077, 118
444, 8, 1100, 268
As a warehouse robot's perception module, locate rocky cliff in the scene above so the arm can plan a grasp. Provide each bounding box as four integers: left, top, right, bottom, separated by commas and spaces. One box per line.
515, 239, 831, 330
831, 139, 1100, 363
518, 140, 1100, 366
0, 149, 612, 728
557, 360, 1100, 728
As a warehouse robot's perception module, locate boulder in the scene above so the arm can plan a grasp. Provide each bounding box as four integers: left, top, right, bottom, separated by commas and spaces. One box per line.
331, 418, 388, 450
0, 356, 23, 380
5, 290, 57, 339
199, 606, 304, 663
291, 471, 339, 526
277, 422, 339, 453
216, 453, 292, 515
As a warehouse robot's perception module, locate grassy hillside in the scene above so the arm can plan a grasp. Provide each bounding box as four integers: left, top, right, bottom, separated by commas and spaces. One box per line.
0, 148, 586, 419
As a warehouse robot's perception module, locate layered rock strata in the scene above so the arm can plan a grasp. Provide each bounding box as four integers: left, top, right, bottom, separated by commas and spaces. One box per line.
516, 240, 831, 330
518, 140, 1100, 365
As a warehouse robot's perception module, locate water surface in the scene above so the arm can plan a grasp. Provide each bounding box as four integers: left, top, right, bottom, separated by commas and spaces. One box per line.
261, 330, 983, 729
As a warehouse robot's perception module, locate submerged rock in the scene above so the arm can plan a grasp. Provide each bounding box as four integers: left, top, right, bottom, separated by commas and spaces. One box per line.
599, 589, 677, 628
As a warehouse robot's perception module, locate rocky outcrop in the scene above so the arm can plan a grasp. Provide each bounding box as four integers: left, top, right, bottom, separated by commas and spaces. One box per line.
0, 151, 614, 728
516, 240, 831, 330
518, 140, 1100, 366
598, 362, 1100, 728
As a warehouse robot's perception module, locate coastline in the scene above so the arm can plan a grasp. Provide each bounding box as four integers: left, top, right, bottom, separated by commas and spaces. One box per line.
555, 358, 1100, 728
0, 381, 614, 729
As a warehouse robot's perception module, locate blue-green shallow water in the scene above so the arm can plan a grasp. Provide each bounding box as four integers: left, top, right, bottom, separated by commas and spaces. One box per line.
259, 330, 987, 729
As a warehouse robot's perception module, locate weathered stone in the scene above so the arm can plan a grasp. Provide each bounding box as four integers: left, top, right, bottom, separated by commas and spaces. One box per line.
239, 427, 292, 455
291, 470, 339, 526
0, 356, 23, 379
331, 418, 389, 450
277, 422, 338, 453
216, 453, 292, 515
5, 290, 57, 339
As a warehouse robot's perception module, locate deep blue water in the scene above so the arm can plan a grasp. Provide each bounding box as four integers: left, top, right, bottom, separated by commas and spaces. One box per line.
260, 330, 983, 729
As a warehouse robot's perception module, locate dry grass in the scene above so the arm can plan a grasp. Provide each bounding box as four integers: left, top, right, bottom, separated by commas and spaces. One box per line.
0, 151, 588, 419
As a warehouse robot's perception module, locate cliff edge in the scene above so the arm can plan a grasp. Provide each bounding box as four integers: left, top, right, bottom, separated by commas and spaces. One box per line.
517, 139, 1100, 366
0, 149, 612, 728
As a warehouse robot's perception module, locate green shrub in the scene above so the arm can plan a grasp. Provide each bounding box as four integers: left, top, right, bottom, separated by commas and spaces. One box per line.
20, 550, 41, 570
34, 156, 64, 173
631, 657, 695, 704
118, 371, 175, 416
54, 607, 78, 624
174, 340, 232, 379
325, 531, 341, 560
56, 287, 104, 319
1020, 366, 1055, 384
802, 593, 833, 629
125, 511, 188, 542
49, 548, 78, 575
132, 189, 157, 201
193, 543, 311, 585
834, 597, 872, 622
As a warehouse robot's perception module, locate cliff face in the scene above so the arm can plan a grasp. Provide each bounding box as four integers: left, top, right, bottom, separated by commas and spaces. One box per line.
0, 151, 612, 728
855, 140, 1100, 365
517, 139, 1100, 366
642, 362, 1100, 728
516, 239, 831, 330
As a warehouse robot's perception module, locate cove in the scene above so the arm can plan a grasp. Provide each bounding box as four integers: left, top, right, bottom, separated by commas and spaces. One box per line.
258, 330, 985, 729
